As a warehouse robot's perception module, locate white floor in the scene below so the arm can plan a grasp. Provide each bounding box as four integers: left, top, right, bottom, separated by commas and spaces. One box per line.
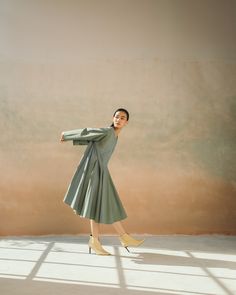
0, 235, 236, 295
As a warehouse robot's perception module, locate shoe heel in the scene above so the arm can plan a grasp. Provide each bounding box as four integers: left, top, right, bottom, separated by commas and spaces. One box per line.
88, 235, 111, 255
125, 247, 130, 253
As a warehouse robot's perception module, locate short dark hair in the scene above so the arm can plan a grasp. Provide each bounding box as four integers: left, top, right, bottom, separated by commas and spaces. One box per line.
113, 108, 129, 121
111, 108, 129, 127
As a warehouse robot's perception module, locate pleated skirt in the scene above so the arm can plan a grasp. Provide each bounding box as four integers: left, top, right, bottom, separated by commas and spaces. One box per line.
63, 144, 127, 224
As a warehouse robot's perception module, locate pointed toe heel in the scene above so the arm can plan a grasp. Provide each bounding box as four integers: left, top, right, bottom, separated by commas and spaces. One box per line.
119, 233, 145, 251
88, 235, 111, 256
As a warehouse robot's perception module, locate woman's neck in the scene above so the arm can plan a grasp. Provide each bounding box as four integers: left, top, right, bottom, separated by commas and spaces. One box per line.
114, 127, 122, 137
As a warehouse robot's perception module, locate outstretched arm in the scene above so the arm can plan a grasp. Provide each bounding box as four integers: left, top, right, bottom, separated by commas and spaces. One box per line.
60, 127, 110, 145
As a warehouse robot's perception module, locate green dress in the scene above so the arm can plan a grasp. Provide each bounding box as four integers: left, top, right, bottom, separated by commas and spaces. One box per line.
62, 126, 127, 224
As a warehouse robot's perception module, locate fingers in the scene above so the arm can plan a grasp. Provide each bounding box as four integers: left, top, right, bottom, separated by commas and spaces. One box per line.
60, 133, 65, 142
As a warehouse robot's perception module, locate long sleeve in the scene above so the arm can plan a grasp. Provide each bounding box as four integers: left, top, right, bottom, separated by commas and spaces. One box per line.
62, 127, 110, 145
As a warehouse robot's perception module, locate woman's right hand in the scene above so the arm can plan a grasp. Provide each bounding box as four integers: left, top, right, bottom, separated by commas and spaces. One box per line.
60, 132, 65, 142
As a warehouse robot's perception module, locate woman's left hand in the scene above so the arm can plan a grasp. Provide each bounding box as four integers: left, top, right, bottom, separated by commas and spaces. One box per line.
60, 133, 65, 142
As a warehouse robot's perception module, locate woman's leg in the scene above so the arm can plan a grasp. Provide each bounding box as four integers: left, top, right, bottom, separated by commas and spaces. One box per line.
90, 219, 100, 238
89, 219, 110, 255
112, 221, 126, 235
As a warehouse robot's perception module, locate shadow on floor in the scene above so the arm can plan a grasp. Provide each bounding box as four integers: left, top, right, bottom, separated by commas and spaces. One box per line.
0, 278, 183, 295
130, 251, 236, 270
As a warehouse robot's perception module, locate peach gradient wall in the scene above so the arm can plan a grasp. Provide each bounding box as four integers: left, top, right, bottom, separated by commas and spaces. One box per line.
0, 0, 236, 235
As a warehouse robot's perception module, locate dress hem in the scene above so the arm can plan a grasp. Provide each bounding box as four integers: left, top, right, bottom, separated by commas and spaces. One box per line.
72, 209, 127, 224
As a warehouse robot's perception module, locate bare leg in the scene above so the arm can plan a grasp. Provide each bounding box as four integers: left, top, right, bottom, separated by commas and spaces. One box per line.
112, 221, 126, 236
89, 220, 110, 255
90, 220, 100, 239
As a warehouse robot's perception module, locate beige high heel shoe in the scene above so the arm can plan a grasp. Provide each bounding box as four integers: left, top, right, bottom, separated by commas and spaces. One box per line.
88, 235, 111, 255
119, 233, 145, 252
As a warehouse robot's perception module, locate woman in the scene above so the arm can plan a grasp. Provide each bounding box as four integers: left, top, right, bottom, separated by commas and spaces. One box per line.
60, 108, 144, 255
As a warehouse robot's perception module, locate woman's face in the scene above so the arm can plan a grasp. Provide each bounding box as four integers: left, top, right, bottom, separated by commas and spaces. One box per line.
112, 111, 128, 129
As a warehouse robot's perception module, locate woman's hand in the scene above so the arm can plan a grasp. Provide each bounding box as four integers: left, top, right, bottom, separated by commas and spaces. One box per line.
60, 132, 65, 142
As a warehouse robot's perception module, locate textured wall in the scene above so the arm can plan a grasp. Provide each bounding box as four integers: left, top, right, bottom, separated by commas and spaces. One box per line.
0, 0, 236, 235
